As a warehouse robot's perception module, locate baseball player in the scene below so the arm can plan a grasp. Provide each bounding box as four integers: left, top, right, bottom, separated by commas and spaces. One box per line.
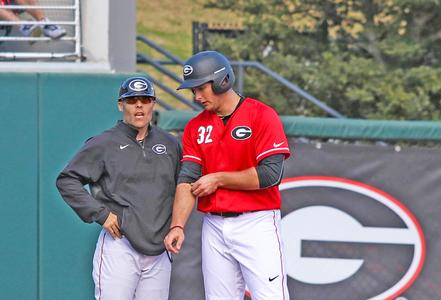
164, 51, 291, 300
56, 76, 181, 300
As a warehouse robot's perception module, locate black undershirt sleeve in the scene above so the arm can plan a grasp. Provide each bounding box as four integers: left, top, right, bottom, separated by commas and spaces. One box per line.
177, 154, 285, 188
256, 154, 285, 189
177, 161, 202, 184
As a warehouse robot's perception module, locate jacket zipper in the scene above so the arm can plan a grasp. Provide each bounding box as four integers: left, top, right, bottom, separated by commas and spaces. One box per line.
140, 140, 146, 158
135, 138, 146, 158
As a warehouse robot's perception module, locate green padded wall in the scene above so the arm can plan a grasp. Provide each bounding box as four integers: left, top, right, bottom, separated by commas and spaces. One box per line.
0, 73, 38, 299
157, 111, 441, 141
39, 73, 134, 300
0, 72, 134, 300
39, 73, 128, 300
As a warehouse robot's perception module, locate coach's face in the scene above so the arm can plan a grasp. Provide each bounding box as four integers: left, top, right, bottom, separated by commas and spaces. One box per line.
192, 82, 221, 113
118, 96, 156, 130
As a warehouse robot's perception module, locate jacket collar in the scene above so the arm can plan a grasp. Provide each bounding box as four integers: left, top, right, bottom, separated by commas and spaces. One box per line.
116, 120, 153, 140
116, 120, 141, 139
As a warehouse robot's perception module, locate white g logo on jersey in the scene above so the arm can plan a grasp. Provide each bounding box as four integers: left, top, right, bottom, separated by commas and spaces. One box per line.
231, 126, 252, 140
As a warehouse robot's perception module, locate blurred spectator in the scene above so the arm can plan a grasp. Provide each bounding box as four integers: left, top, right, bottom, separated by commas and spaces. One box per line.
0, 0, 66, 39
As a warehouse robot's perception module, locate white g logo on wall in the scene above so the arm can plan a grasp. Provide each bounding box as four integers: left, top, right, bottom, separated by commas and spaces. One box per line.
280, 176, 425, 300
129, 79, 148, 91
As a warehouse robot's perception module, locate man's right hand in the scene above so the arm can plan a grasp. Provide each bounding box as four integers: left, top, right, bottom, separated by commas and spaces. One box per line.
102, 212, 122, 239
164, 226, 185, 254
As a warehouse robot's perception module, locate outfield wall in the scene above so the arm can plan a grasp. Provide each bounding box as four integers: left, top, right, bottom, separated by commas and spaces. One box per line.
0, 73, 130, 299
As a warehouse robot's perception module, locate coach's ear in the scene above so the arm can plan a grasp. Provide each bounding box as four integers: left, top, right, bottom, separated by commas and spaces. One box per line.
117, 100, 123, 112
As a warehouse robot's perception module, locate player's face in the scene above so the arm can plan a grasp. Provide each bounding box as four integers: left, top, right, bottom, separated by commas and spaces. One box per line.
192, 82, 221, 113
118, 96, 156, 129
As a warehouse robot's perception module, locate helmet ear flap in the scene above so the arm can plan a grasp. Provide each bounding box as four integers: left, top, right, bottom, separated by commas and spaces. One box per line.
212, 72, 235, 94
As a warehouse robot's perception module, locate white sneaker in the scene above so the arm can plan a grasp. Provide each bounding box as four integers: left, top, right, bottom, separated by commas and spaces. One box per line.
41, 19, 66, 39
20, 23, 38, 37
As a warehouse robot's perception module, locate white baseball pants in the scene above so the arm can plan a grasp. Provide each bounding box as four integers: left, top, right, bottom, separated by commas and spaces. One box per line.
92, 229, 171, 300
202, 210, 290, 300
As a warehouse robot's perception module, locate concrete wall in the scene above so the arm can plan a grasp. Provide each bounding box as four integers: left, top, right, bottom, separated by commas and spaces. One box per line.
108, 0, 136, 72
82, 0, 136, 72
81, 0, 110, 64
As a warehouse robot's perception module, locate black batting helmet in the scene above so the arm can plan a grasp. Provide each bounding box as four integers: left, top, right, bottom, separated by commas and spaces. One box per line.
177, 51, 235, 94
118, 76, 155, 100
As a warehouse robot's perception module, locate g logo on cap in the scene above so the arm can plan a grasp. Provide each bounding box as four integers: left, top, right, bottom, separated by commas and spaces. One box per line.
129, 79, 148, 91
183, 65, 193, 77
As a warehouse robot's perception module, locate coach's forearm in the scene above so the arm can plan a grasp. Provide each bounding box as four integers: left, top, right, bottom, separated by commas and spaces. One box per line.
215, 167, 260, 190
171, 183, 197, 228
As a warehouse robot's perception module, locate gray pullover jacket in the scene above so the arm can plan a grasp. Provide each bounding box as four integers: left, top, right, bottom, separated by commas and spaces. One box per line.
56, 121, 181, 255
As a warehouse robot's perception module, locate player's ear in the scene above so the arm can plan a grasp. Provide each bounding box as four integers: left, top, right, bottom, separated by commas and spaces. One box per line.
221, 75, 229, 86
117, 100, 123, 112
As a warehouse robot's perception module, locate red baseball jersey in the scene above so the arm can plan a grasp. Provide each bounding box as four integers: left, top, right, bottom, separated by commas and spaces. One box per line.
182, 97, 291, 212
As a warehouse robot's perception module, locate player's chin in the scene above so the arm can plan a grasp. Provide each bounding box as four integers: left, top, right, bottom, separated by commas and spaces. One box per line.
202, 103, 214, 111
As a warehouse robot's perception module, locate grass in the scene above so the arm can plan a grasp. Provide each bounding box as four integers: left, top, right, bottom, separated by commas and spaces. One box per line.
136, 0, 239, 109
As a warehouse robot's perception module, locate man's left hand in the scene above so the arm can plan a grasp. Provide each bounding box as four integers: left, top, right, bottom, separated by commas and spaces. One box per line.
190, 173, 220, 197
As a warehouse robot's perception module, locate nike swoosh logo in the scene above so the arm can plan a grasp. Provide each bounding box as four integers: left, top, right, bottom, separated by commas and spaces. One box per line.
119, 144, 129, 150
269, 275, 279, 282
273, 142, 284, 147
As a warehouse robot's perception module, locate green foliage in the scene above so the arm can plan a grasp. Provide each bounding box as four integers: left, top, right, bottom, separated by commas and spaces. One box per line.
205, 0, 441, 119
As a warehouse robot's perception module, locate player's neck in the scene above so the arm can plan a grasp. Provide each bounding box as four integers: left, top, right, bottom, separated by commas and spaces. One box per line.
215, 91, 241, 118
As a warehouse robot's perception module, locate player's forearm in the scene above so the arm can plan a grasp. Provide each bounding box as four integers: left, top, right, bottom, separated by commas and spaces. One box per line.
170, 183, 197, 228
215, 167, 260, 190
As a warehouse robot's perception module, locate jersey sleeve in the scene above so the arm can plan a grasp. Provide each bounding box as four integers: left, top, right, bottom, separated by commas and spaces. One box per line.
181, 120, 203, 165
254, 106, 291, 162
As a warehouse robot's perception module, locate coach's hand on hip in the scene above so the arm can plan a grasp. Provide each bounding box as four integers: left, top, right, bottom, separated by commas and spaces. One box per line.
102, 212, 122, 239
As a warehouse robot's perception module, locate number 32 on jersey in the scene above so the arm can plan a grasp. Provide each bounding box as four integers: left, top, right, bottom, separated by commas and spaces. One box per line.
197, 125, 213, 144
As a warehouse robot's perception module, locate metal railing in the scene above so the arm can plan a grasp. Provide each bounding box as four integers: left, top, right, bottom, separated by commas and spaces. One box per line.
136, 35, 344, 117
232, 61, 345, 118
137, 35, 202, 111
0, 0, 81, 60
137, 35, 184, 65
